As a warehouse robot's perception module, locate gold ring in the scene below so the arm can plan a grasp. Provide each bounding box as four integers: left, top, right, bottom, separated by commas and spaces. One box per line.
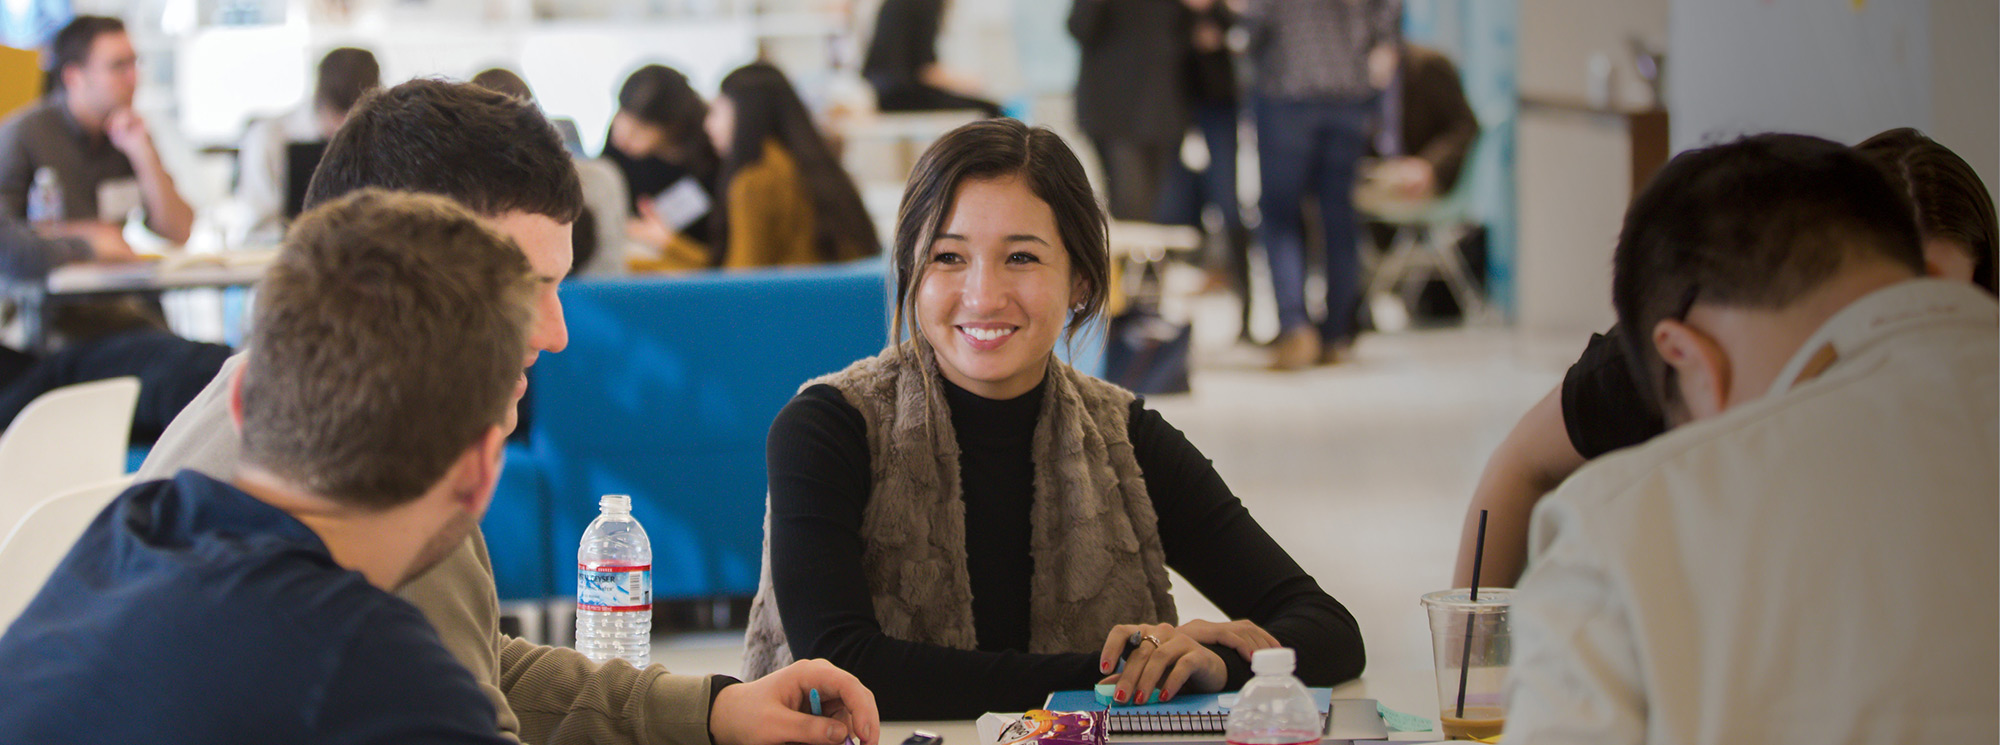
1140, 634, 1163, 647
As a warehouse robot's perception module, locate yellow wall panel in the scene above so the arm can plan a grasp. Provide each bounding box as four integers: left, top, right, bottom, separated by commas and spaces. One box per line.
0, 46, 42, 120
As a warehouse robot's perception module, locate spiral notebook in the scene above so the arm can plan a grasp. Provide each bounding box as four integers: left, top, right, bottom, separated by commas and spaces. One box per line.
1042, 687, 1336, 734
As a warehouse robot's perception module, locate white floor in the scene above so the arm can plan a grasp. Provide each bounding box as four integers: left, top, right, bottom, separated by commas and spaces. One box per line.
651, 292, 1588, 683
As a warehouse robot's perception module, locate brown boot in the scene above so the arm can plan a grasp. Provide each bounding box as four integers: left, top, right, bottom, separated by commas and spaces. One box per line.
1268, 327, 1321, 371
1318, 338, 1353, 366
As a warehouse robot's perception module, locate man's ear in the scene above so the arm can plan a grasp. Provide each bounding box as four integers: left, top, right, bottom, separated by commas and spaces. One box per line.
227, 363, 248, 435
445, 425, 507, 517
1652, 318, 1731, 422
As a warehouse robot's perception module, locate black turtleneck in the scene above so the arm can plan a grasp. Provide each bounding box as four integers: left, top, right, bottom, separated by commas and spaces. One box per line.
765, 376, 1364, 720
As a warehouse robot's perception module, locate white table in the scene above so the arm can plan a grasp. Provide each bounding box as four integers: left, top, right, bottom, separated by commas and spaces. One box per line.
13, 249, 277, 350
890, 667, 1451, 745
45, 249, 276, 296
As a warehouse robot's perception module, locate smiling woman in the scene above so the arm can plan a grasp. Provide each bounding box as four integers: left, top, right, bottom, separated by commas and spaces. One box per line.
745, 119, 1368, 720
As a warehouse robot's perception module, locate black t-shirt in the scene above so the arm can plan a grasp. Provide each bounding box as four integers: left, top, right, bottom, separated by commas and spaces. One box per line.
1560, 325, 1667, 459
765, 375, 1365, 720
862, 0, 942, 92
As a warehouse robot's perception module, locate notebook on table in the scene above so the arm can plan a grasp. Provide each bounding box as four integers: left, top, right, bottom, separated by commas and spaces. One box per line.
1039, 688, 1386, 744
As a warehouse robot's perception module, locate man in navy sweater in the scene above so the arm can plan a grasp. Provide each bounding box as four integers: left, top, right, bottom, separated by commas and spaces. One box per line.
0, 189, 535, 743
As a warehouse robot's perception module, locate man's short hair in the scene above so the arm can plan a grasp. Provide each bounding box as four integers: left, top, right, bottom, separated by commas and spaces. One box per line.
1613, 133, 1925, 417
48, 15, 123, 80
303, 78, 583, 223
314, 47, 380, 116
240, 189, 535, 509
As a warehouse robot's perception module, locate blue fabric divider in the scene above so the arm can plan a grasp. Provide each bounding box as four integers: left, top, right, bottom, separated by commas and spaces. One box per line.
125, 445, 554, 602
484, 441, 552, 601
525, 259, 891, 600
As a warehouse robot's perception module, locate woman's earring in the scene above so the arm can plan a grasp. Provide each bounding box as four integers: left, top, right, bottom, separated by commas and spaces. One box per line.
1072, 302, 1086, 313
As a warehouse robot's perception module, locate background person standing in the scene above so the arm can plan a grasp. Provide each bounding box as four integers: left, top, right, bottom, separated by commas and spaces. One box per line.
1243, 0, 1399, 369
1068, 0, 1199, 222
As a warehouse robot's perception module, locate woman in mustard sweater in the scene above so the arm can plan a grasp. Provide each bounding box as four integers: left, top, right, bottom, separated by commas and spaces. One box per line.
631, 63, 879, 269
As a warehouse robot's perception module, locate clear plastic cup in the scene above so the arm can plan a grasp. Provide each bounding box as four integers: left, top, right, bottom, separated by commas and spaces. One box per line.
1421, 588, 1512, 741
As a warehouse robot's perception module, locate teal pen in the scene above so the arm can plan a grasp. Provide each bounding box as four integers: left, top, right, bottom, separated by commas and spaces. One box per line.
809, 688, 859, 745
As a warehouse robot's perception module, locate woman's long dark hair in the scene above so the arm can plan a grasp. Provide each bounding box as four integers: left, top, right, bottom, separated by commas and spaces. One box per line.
617, 64, 721, 189
715, 63, 880, 261
1855, 127, 1997, 294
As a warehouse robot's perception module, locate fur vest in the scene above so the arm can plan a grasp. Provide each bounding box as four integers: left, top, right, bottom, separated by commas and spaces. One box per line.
742, 345, 1176, 679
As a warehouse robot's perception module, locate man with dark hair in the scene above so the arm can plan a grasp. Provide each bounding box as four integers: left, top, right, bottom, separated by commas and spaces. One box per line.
236, 46, 382, 238
139, 78, 880, 745
1506, 134, 1997, 744
0, 189, 534, 742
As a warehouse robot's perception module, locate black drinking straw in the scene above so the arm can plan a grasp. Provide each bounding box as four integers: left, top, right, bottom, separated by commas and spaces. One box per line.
1455, 509, 1489, 719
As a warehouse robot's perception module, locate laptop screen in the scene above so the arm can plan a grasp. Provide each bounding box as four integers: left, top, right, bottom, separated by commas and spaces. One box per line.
283, 140, 329, 221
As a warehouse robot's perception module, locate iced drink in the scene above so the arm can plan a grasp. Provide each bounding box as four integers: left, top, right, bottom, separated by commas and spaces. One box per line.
1421, 588, 1512, 741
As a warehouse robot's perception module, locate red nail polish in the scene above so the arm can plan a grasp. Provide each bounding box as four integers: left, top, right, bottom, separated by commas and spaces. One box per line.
1162, 691, 1173, 702
1115, 689, 1126, 703
1101, 660, 1110, 673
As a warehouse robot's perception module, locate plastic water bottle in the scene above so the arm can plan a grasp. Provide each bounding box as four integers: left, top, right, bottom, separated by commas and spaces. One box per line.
1225, 648, 1322, 745
576, 494, 652, 667
27, 167, 60, 223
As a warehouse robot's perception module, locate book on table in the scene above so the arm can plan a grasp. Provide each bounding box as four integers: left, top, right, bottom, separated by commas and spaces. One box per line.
1042, 688, 1332, 734
1032, 687, 1388, 744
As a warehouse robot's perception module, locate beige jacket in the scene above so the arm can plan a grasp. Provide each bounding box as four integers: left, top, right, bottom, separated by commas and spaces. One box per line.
137, 352, 719, 745
1508, 280, 1999, 745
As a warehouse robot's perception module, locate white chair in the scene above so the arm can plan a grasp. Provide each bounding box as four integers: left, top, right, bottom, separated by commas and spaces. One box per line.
0, 376, 140, 539
0, 475, 133, 632
573, 157, 633, 277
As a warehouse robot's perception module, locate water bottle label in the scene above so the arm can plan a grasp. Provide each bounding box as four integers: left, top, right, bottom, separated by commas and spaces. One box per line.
577, 563, 652, 611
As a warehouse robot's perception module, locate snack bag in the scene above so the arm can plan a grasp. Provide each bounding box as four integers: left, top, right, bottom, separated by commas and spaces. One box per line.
994, 709, 1108, 745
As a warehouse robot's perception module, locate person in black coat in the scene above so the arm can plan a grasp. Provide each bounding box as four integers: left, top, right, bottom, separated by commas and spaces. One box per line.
1069, 0, 1202, 221
862, 0, 1002, 118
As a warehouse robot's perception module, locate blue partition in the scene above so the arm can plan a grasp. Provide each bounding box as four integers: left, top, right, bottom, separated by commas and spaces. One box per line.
483, 442, 552, 601
526, 260, 891, 600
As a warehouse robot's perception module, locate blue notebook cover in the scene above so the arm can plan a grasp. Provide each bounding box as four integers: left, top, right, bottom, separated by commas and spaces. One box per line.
1043, 687, 1335, 733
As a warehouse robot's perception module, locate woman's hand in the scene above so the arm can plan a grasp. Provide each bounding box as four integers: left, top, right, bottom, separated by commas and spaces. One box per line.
1175, 619, 1282, 663
626, 199, 678, 249
1095, 623, 1228, 705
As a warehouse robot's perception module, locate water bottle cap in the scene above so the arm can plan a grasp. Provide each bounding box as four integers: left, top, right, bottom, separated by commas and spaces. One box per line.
599, 494, 632, 513
1251, 647, 1295, 675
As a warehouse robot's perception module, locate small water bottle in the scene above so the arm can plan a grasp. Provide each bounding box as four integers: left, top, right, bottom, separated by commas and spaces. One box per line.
576, 494, 652, 667
27, 167, 60, 223
1225, 648, 1322, 745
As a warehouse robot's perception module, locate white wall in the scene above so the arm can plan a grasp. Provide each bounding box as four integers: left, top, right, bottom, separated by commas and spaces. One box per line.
1929, 0, 1998, 202
1668, 0, 1950, 151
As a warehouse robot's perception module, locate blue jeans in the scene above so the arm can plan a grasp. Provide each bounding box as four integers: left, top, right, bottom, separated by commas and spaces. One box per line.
1256, 95, 1374, 343
1155, 102, 1244, 233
